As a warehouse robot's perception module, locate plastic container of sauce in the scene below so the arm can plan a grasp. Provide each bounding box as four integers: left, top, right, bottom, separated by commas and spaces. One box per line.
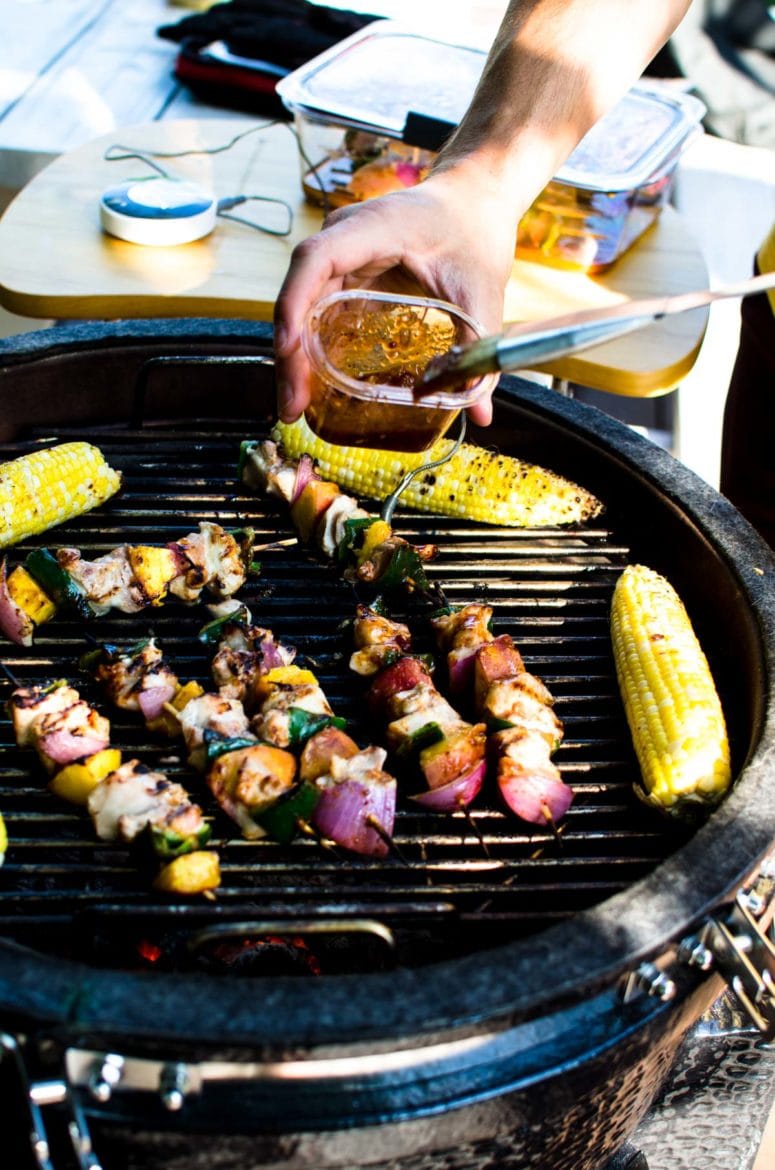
301, 290, 497, 453
277, 21, 705, 273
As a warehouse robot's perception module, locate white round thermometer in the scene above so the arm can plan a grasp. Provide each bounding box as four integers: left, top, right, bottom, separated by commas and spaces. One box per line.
100, 177, 217, 246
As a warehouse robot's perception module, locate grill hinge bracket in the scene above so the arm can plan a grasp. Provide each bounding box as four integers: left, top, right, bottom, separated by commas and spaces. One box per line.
680, 860, 775, 1039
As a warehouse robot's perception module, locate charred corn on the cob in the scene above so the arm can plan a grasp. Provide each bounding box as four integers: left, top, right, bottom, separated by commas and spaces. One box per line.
0, 441, 122, 550
272, 417, 602, 527
611, 564, 731, 816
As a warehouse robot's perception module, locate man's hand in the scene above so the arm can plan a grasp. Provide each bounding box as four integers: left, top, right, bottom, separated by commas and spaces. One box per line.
273, 169, 518, 428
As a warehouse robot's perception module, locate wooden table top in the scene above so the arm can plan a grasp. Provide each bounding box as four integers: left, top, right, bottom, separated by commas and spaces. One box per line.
0, 116, 710, 398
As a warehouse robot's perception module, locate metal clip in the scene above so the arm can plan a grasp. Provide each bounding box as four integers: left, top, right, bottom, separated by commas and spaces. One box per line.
696, 875, 775, 1038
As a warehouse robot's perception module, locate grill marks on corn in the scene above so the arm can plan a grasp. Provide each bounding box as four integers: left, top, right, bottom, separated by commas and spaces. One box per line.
0, 424, 685, 962
273, 417, 603, 527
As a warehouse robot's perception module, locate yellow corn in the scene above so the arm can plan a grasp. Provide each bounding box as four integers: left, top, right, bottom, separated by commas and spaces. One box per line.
0, 810, 6, 865
610, 564, 731, 816
273, 416, 602, 527
0, 441, 122, 550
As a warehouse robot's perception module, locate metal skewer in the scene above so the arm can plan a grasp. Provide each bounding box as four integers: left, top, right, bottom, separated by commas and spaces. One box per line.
380, 414, 467, 526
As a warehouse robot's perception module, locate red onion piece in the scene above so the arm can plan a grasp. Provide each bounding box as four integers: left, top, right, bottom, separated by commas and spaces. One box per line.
447, 646, 478, 694
259, 638, 287, 672
312, 776, 396, 857
411, 759, 487, 811
137, 685, 176, 721
0, 557, 34, 647
291, 454, 317, 504
39, 729, 110, 767
498, 769, 573, 826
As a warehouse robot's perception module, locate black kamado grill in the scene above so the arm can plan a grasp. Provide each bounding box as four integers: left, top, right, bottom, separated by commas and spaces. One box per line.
0, 319, 774, 1170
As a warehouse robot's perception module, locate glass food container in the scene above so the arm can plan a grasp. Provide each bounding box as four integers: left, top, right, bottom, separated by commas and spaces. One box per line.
301, 289, 497, 453
277, 21, 705, 272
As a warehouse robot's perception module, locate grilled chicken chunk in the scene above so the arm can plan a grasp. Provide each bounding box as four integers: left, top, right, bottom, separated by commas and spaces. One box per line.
251, 683, 334, 749
9, 683, 82, 748
95, 638, 178, 720
12, 683, 111, 772
57, 546, 145, 616
211, 623, 295, 707
350, 605, 411, 676
88, 759, 207, 843
32, 701, 111, 773
168, 522, 246, 602
178, 693, 252, 770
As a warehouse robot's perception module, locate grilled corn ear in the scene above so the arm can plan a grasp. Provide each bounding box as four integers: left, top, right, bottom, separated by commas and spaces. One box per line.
610, 564, 731, 816
273, 417, 602, 527
0, 441, 122, 549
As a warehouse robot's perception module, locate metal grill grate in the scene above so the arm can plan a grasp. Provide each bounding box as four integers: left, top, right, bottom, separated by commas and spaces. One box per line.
0, 422, 680, 971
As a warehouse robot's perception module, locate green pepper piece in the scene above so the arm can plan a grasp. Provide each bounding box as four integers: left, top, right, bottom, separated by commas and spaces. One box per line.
203, 732, 257, 764
237, 439, 259, 480
197, 604, 251, 644
286, 708, 347, 749
336, 516, 375, 565
376, 544, 429, 592
79, 636, 152, 674
24, 548, 92, 619
487, 717, 515, 732
150, 820, 212, 860
395, 721, 445, 759
78, 646, 106, 674
429, 603, 456, 619
377, 646, 402, 672
255, 781, 321, 845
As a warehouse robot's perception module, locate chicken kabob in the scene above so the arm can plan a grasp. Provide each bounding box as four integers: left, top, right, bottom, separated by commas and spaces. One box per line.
86, 607, 397, 857
430, 603, 572, 827
5, 673, 220, 895
243, 437, 572, 828
351, 605, 487, 811
83, 625, 298, 845
241, 440, 438, 595
243, 440, 488, 811
203, 606, 398, 857
0, 521, 258, 647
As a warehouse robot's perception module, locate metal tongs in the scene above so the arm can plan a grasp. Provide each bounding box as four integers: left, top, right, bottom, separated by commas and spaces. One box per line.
418, 271, 775, 394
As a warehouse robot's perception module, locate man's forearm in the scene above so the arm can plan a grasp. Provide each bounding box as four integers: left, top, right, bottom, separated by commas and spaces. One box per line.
434, 0, 692, 213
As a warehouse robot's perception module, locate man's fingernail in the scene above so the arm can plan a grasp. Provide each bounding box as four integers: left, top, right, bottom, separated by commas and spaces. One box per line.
278, 383, 301, 423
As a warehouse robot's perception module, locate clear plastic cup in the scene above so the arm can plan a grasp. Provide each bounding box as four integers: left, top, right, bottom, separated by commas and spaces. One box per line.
301, 290, 497, 453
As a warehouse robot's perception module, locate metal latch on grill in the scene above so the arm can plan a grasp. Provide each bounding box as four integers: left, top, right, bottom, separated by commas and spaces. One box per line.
679, 858, 775, 1038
